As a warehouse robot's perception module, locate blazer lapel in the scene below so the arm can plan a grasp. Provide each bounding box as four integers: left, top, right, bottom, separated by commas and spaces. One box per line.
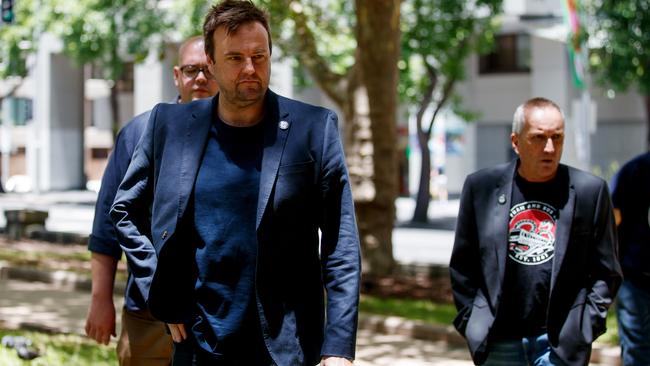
486, 161, 517, 308
550, 167, 575, 291
256, 91, 290, 229
177, 97, 214, 219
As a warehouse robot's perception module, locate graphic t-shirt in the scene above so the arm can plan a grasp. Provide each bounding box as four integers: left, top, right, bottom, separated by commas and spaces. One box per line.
490, 171, 568, 340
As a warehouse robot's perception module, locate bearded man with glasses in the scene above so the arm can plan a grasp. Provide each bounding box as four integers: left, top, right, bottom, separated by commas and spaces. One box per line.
85, 35, 218, 366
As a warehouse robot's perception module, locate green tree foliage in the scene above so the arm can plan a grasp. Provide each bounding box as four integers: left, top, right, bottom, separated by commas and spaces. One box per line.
0, 0, 36, 78
169, 0, 212, 41
257, 0, 357, 102
587, 0, 650, 148
1, 0, 169, 136
1, 0, 168, 79
400, 0, 502, 223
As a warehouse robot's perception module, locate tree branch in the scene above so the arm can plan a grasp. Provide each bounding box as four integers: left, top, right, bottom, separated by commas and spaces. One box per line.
286, 1, 348, 106
423, 34, 469, 134
416, 61, 437, 138
427, 73, 457, 134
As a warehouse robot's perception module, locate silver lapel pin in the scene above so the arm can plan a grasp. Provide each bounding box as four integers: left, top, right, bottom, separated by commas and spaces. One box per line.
498, 194, 507, 205
279, 120, 289, 130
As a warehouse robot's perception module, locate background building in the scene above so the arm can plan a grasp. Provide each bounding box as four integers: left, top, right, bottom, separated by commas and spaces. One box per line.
0, 0, 646, 197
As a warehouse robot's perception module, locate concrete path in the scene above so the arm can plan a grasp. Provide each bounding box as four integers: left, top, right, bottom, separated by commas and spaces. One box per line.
0, 191, 623, 365
0, 277, 473, 365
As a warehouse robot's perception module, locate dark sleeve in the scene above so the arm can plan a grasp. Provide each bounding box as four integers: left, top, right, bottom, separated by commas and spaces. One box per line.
611, 163, 630, 210
318, 111, 361, 360
449, 174, 481, 337
110, 108, 158, 302
88, 118, 142, 258
586, 181, 623, 340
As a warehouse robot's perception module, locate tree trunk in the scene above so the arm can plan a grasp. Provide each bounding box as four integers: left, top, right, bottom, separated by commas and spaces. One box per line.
411, 73, 456, 224
282, 0, 401, 276
351, 0, 400, 276
109, 84, 120, 140
411, 66, 438, 224
645, 94, 650, 151
412, 128, 432, 223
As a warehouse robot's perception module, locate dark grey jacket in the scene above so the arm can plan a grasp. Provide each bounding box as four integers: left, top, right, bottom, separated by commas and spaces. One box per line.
450, 160, 622, 365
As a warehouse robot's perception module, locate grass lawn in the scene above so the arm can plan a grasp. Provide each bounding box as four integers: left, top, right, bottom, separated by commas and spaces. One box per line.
0, 329, 116, 366
0, 239, 127, 282
359, 294, 620, 346
360, 294, 457, 325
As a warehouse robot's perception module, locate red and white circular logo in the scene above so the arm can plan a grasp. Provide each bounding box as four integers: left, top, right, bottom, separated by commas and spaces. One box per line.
508, 201, 557, 265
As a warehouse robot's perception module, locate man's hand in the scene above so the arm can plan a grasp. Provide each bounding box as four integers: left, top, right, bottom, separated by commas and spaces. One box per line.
85, 296, 116, 345
613, 208, 622, 226
85, 252, 119, 345
320, 356, 353, 365
167, 323, 187, 343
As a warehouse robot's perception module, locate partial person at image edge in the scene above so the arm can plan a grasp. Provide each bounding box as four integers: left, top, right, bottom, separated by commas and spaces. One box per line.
611, 150, 650, 366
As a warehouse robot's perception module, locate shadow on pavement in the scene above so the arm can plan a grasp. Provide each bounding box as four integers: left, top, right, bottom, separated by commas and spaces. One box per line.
396, 217, 458, 231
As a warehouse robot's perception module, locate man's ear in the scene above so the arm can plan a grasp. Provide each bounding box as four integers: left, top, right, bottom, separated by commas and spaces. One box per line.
172, 66, 181, 88
207, 55, 217, 74
511, 133, 520, 155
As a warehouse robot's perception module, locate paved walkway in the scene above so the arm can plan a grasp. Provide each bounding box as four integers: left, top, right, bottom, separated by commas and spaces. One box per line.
0, 277, 473, 365
0, 191, 621, 365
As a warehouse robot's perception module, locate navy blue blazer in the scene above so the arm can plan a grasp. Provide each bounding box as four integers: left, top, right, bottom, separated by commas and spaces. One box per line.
111, 91, 361, 365
450, 160, 622, 366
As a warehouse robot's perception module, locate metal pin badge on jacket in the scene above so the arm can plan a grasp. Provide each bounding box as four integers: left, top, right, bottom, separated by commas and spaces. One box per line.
498, 194, 506, 205
279, 120, 289, 130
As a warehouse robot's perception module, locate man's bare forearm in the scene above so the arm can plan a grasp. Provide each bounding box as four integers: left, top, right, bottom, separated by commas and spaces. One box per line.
90, 252, 119, 299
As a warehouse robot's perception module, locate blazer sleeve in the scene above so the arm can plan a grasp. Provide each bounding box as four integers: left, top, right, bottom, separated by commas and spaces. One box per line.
449, 174, 482, 337
318, 111, 362, 360
586, 181, 622, 340
110, 106, 158, 303
88, 128, 130, 258
88, 114, 148, 258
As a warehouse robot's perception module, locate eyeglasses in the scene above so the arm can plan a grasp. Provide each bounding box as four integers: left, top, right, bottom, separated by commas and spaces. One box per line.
179, 64, 214, 79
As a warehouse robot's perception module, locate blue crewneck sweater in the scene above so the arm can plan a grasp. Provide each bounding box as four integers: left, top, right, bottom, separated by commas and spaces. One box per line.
191, 115, 265, 358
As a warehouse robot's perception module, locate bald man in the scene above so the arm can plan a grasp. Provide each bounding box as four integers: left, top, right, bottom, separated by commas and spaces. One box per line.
85, 35, 218, 365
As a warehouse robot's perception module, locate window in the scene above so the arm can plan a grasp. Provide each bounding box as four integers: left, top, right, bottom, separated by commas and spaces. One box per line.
1, 97, 32, 126
479, 34, 531, 74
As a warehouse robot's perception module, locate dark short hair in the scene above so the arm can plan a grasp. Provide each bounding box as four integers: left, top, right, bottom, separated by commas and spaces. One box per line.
203, 0, 272, 60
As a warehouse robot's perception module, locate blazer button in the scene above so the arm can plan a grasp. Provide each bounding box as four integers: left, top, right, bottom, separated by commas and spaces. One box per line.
161, 230, 168, 240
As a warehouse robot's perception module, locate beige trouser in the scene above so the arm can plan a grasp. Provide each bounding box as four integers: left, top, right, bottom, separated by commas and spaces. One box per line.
117, 308, 173, 366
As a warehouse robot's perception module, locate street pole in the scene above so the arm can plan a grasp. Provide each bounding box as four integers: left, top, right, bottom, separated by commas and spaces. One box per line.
579, 45, 591, 171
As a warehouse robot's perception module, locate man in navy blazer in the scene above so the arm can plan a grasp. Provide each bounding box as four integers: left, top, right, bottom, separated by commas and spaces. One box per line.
111, 1, 360, 365
450, 97, 622, 365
